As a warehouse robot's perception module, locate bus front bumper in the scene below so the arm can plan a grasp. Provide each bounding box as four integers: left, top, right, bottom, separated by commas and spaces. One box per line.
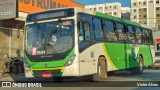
24, 63, 79, 78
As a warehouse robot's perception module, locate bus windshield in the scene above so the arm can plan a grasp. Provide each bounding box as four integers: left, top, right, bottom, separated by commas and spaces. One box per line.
26, 19, 74, 55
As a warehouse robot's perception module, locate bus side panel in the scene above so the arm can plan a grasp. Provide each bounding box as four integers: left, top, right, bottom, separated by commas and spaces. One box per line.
105, 42, 127, 70
150, 45, 155, 64
79, 43, 114, 76
126, 44, 139, 69
138, 45, 153, 66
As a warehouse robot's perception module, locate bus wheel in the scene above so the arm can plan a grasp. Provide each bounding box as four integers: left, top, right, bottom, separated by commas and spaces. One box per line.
130, 56, 144, 74
93, 57, 107, 81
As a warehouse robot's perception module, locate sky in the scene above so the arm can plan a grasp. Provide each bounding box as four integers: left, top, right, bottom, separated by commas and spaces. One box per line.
73, 0, 131, 7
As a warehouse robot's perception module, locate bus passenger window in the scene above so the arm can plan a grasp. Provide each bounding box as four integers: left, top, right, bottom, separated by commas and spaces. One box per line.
148, 30, 153, 44
105, 21, 117, 41
84, 22, 91, 40
142, 29, 149, 44
93, 18, 104, 40
116, 23, 126, 42
135, 27, 142, 44
78, 22, 84, 43
127, 26, 136, 43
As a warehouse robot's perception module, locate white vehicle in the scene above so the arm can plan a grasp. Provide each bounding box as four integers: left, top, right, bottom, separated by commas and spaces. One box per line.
23, 7, 154, 81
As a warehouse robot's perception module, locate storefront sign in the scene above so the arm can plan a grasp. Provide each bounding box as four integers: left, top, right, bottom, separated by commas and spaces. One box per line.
19, 0, 66, 10
156, 38, 160, 44
19, 0, 84, 13
0, 0, 18, 20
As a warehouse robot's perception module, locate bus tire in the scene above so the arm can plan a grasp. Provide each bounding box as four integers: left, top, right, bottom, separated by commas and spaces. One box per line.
130, 56, 144, 74
92, 57, 107, 81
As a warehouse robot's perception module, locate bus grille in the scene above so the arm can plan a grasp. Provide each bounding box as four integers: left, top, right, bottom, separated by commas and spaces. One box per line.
32, 69, 61, 77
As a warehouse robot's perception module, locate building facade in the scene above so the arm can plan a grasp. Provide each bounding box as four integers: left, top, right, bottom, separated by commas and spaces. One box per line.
85, 2, 122, 18
85, 2, 131, 20
131, 0, 160, 28
121, 7, 131, 20
0, 0, 84, 72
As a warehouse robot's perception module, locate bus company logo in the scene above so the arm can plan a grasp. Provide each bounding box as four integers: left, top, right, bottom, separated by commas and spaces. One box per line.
44, 64, 48, 67
2, 82, 11, 87
1, 82, 42, 87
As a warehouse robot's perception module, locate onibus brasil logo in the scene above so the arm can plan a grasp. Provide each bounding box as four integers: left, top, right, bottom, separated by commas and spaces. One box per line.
1, 82, 42, 87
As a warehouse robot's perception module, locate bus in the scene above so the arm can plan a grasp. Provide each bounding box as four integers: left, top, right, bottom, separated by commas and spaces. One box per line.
23, 7, 155, 81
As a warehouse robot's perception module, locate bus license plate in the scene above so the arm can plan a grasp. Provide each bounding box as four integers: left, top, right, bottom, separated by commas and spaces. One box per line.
42, 72, 52, 78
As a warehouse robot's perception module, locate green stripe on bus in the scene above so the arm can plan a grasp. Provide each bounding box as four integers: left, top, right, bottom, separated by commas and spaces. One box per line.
102, 43, 118, 70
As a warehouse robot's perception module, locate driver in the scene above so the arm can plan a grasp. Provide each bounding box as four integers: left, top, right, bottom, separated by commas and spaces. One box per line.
49, 34, 57, 46
46, 34, 58, 54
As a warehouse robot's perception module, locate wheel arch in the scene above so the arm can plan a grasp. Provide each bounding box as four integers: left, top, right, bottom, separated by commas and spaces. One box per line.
98, 55, 108, 71
139, 54, 144, 65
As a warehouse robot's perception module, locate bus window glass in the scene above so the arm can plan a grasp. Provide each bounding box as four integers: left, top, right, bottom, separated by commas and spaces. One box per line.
127, 26, 136, 43
78, 13, 92, 41
105, 21, 117, 41
93, 18, 104, 40
135, 27, 142, 44
26, 19, 74, 55
78, 22, 84, 43
116, 23, 126, 42
84, 22, 91, 40
148, 30, 153, 44
142, 29, 149, 44
77, 13, 93, 52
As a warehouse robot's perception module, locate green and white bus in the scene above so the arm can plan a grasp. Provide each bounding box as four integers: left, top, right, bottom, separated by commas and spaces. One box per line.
24, 7, 155, 81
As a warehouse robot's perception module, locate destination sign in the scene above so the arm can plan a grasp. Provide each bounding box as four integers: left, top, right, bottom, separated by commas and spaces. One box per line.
26, 8, 74, 22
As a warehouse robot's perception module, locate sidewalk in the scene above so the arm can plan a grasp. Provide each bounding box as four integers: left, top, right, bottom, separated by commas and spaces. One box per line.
0, 72, 57, 82
0, 72, 25, 81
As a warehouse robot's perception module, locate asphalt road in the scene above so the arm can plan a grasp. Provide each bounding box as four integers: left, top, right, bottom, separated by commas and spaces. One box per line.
1, 68, 160, 81
0, 68, 160, 90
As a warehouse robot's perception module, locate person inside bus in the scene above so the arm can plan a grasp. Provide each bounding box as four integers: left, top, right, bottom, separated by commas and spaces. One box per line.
49, 34, 57, 46
46, 34, 58, 54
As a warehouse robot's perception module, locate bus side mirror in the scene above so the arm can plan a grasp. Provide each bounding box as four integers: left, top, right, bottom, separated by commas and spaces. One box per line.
84, 22, 89, 31
17, 29, 20, 38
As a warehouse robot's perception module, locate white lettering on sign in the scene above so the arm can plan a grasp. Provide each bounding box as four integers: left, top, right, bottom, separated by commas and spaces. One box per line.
36, 51, 45, 55
37, 11, 66, 20
0, 0, 17, 19
0, 11, 13, 16
20, 0, 67, 10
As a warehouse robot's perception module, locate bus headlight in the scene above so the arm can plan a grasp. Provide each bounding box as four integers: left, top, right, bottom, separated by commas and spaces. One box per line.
65, 54, 76, 66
